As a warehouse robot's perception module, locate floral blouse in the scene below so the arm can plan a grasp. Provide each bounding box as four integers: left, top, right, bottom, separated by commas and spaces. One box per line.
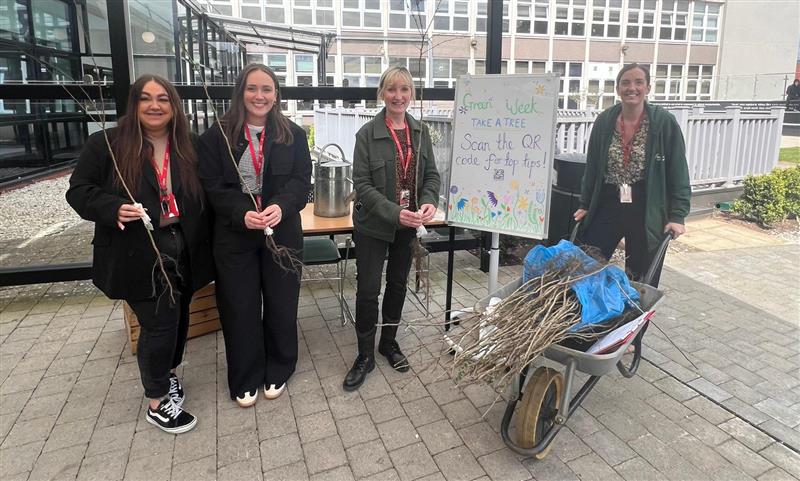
605, 116, 648, 185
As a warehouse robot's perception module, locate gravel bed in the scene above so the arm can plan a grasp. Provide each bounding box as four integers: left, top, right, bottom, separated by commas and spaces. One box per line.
0, 174, 83, 242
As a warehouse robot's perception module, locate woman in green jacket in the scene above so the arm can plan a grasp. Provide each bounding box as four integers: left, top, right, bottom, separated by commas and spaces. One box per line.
343, 66, 441, 391
574, 63, 690, 286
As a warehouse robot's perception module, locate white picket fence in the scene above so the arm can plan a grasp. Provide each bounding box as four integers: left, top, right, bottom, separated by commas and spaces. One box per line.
314, 105, 784, 191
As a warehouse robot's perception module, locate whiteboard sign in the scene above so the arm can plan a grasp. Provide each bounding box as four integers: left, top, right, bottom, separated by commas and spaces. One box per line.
446, 74, 558, 239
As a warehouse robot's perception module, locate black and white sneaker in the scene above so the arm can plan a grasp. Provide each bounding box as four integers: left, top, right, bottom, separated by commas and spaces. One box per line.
169, 373, 185, 406
146, 398, 197, 434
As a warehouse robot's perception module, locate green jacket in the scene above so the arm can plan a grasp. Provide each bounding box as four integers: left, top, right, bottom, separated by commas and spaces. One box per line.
352, 109, 441, 243
579, 102, 691, 252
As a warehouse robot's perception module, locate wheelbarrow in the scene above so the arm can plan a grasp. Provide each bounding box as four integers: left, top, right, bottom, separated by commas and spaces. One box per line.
480, 230, 673, 459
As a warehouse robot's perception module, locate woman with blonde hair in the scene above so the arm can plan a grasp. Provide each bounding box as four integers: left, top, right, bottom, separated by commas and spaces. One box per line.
343, 66, 441, 390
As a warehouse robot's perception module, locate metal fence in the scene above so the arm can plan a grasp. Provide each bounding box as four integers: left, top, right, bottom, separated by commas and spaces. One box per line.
314, 105, 784, 192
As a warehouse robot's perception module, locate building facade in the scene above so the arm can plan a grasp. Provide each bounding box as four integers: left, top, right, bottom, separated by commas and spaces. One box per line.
196, 0, 797, 117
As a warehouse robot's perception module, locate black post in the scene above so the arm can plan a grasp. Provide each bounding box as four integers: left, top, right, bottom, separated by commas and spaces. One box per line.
172, 1, 182, 84
106, 0, 132, 116
480, 0, 504, 272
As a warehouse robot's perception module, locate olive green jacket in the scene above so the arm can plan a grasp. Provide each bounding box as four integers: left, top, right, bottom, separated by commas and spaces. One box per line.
578, 102, 691, 252
352, 109, 441, 243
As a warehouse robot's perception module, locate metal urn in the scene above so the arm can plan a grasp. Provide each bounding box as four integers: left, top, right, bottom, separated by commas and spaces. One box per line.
313, 143, 353, 218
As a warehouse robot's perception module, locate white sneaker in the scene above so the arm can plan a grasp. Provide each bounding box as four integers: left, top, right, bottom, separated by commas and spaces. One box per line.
263, 383, 286, 400
236, 390, 257, 408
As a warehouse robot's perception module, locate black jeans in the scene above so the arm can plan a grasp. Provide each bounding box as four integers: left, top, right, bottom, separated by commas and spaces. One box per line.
353, 228, 416, 356
579, 182, 664, 286
127, 224, 192, 399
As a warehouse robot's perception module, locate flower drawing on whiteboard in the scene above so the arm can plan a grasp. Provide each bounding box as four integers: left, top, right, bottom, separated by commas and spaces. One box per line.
535, 83, 546, 95
486, 191, 498, 207
458, 106, 468, 115
456, 198, 469, 211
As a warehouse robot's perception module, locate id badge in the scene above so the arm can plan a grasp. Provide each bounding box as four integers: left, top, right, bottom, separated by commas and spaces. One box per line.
399, 189, 411, 209
619, 183, 633, 204
160, 193, 180, 219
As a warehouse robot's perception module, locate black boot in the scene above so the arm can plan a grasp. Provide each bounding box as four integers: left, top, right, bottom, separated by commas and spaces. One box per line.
378, 339, 409, 372
343, 355, 375, 391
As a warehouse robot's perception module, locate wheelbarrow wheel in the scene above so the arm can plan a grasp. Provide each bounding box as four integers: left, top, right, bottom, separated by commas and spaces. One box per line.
515, 367, 564, 459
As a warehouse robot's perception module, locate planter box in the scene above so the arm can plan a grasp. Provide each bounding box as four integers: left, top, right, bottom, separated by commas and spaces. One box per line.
123, 283, 221, 354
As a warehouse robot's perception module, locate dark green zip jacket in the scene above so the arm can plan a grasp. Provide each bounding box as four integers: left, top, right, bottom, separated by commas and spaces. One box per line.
352, 108, 441, 243
578, 102, 691, 252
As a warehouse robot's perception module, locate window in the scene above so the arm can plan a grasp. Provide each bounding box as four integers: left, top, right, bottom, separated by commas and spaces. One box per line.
553, 61, 583, 108
344, 55, 384, 106
514, 60, 547, 74
324, 57, 335, 86
685, 64, 713, 100
587, 62, 619, 109
434, 0, 469, 32
516, 0, 549, 35
265, 0, 285, 23
295, 54, 315, 111
476, 0, 510, 33
691, 1, 719, 43
390, 0, 426, 31
660, 0, 689, 41
554, 0, 586, 37
343, 0, 382, 29
240, 5, 262, 20
590, 0, 621, 38
432, 58, 468, 88
626, 0, 656, 40
474, 59, 485, 74
267, 54, 288, 110
654, 63, 683, 100
291, 0, 333, 26
388, 56, 427, 88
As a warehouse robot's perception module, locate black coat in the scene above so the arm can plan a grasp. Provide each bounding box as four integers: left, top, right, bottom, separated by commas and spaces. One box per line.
66, 129, 214, 301
197, 119, 312, 250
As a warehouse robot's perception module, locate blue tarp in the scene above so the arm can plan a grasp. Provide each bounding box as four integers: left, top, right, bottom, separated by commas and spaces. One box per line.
523, 240, 640, 328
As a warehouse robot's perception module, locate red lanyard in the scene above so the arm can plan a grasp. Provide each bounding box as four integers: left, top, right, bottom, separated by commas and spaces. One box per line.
620, 111, 644, 167
245, 126, 266, 180
153, 140, 170, 195
385, 118, 412, 178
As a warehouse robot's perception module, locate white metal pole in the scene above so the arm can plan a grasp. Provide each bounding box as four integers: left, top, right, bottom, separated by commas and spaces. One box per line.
488, 232, 500, 294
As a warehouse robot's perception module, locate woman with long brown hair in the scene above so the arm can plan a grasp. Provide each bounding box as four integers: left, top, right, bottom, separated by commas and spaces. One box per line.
198, 64, 311, 407
67, 75, 214, 434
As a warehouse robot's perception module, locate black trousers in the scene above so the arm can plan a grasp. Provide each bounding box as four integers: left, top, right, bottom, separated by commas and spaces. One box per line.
353, 228, 416, 356
128, 224, 192, 399
579, 183, 664, 287
214, 230, 301, 398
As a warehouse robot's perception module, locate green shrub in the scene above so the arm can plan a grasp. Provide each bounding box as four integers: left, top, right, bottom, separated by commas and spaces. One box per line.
731, 171, 787, 226
774, 166, 800, 218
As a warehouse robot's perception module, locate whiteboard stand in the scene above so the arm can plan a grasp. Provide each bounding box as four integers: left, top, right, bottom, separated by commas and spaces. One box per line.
489, 232, 500, 294
445, 73, 560, 300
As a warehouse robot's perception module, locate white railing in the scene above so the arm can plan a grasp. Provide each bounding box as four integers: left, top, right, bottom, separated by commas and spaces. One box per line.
314, 105, 784, 191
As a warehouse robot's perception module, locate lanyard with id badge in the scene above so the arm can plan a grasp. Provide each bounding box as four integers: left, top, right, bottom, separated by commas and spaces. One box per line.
385, 118, 413, 209
245, 126, 266, 207
153, 141, 180, 220
618, 111, 644, 204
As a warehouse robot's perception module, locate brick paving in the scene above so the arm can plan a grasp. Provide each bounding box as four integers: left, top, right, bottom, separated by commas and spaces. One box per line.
1, 234, 799, 480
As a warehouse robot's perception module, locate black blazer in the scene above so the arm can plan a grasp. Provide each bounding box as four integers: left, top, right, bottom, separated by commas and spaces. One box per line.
66, 129, 214, 301
197, 118, 312, 251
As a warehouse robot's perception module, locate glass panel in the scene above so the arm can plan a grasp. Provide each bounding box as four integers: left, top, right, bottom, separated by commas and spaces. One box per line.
343, 11, 360, 26
433, 58, 449, 76
294, 9, 312, 24
32, 0, 72, 50
343, 56, 360, 74
452, 59, 468, 76
316, 10, 334, 25
241, 5, 261, 19
364, 56, 382, 74
295, 55, 314, 72
569, 63, 582, 76
531, 62, 546, 74
364, 12, 381, 27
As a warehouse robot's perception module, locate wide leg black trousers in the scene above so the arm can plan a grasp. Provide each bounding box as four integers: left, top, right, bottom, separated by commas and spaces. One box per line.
214, 228, 301, 399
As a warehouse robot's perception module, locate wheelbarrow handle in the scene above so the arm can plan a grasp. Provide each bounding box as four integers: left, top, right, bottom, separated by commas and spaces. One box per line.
640, 230, 673, 287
